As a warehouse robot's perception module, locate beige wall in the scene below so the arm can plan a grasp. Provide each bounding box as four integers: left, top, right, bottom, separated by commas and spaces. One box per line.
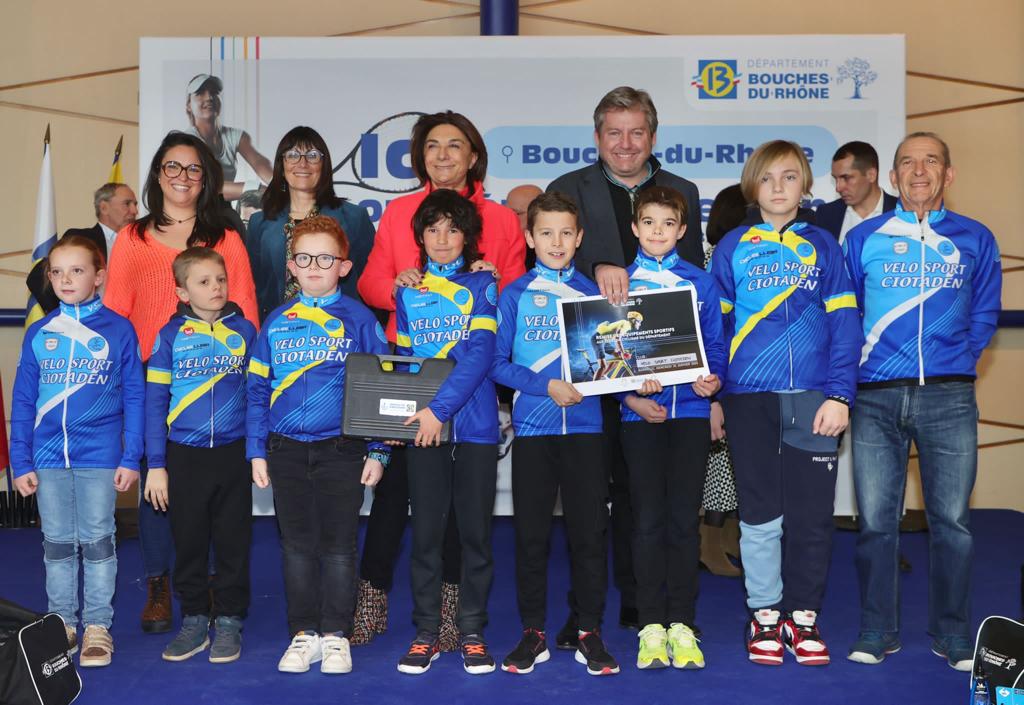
2, 0, 1021, 507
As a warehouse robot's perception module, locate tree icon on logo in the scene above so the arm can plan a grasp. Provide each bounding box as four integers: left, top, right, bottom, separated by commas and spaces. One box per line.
837, 58, 878, 99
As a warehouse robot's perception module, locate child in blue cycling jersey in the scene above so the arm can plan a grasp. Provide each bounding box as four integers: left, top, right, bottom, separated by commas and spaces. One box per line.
143, 247, 257, 664
709, 141, 862, 668
491, 192, 619, 676
247, 216, 390, 676
10, 235, 144, 668
620, 187, 727, 672
395, 189, 500, 676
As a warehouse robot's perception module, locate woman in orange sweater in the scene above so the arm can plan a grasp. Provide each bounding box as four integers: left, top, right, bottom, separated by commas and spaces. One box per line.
104, 131, 258, 634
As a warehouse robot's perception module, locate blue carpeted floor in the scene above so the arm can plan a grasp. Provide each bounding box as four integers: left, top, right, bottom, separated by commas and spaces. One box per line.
1, 510, 1021, 704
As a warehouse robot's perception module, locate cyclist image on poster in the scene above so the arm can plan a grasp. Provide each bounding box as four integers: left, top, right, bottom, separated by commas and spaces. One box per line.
588, 311, 644, 380
558, 288, 710, 396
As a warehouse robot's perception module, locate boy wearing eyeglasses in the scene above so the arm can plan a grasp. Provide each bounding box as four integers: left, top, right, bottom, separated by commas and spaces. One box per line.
144, 247, 257, 664
246, 215, 392, 676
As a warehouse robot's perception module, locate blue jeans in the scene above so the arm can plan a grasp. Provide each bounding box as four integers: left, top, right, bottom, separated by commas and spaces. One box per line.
852, 382, 978, 640
35, 468, 118, 628
139, 459, 174, 578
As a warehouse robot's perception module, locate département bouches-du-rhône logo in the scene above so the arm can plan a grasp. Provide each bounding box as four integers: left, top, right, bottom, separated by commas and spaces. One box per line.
692, 60, 742, 99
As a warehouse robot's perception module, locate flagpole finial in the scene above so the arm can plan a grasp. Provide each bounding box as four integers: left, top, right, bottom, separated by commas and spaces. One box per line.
44, 124, 51, 147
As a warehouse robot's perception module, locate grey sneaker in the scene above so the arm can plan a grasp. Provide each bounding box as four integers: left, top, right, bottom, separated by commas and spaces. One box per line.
209, 616, 243, 663
162, 615, 210, 662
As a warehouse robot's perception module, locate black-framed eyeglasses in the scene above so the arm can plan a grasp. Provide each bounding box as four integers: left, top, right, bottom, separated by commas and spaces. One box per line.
283, 149, 324, 165
292, 252, 338, 269
161, 161, 204, 181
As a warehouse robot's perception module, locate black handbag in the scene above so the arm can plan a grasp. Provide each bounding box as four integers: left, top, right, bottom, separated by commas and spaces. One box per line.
0, 599, 81, 705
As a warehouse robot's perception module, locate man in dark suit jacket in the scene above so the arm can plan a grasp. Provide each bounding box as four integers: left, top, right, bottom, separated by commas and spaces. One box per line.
544, 87, 704, 644
815, 141, 897, 244
26, 182, 138, 312
548, 86, 703, 305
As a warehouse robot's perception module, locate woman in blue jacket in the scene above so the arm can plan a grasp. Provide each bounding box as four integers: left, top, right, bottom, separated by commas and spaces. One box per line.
246, 126, 375, 319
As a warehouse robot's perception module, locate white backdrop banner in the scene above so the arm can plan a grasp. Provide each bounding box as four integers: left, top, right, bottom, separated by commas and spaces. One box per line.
139, 35, 905, 515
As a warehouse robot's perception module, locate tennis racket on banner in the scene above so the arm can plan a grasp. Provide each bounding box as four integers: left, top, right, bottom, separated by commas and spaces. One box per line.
332, 111, 426, 194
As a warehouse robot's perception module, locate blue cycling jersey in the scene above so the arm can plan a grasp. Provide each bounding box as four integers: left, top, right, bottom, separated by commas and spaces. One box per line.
145, 303, 257, 468
246, 288, 390, 460
844, 203, 1002, 385
623, 249, 728, 421
396, 257, 499, 444
710, 219, 862, 403
10, 296, 144, 477
491, 262, 602, 436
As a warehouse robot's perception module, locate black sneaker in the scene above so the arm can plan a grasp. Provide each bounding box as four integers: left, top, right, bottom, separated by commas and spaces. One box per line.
397, 633, 440, 675
555, 612, 579, 650
461, 633, 496, 674
501, 628, 550, 674
575, 630, 620, 675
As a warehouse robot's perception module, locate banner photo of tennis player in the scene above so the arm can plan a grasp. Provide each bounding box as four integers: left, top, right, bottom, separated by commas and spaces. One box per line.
557, 287, 710, 396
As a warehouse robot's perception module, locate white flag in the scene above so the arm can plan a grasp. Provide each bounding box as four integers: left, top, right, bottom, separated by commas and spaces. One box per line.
27, 126, 57, 327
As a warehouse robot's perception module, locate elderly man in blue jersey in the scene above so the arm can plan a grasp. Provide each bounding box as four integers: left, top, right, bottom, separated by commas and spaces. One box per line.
844, 132, 1002, 671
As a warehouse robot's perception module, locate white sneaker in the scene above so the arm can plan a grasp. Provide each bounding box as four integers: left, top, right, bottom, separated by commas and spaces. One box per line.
321, 634, 352, 674
278, 631, 322, 673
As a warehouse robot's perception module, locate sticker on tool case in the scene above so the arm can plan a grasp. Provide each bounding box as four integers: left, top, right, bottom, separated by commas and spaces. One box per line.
380, 399, 417, 417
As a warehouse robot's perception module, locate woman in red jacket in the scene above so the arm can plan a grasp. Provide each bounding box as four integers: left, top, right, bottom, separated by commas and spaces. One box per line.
353, 111, 525, 650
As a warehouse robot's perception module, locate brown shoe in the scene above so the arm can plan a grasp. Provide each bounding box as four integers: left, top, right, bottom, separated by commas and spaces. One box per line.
438, 581, 460, 652
699, 523, 742, 578
65, 624, 78, 655
722, 516, 741, 561
80, 625, 113, 667
142, 574, 172, 633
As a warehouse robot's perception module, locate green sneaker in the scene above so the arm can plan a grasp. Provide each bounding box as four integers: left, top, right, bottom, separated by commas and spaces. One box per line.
667, 623, 705, 669
636, 624, 669, 670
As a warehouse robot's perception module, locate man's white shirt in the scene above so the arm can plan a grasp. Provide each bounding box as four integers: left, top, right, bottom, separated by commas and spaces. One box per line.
838, 189, 886, 245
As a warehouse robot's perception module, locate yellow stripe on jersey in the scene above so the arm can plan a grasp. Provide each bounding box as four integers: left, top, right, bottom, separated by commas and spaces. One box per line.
396, 332, 411, 348
166, 320, 249, 425
729, 228, 818, 362
269, 302, 347, 407
147, 368, 172, 384
469, 316, 497, 333
824, 293, 857, 312
420, 272, 474, 317
417, 272, 475, 359
249, 359, 270, 378
270, 360, 321, 408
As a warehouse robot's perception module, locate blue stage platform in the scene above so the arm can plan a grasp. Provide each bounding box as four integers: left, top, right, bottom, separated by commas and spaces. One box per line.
2, 510, 1020, 704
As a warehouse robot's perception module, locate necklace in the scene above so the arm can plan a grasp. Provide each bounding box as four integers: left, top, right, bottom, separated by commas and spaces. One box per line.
172, 214, 197, 224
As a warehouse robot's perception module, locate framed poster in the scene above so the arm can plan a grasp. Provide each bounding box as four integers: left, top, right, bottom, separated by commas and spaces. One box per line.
557, 287, 710, 396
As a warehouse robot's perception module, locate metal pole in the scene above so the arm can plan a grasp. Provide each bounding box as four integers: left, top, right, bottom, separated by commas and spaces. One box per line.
480, 0, 519, 36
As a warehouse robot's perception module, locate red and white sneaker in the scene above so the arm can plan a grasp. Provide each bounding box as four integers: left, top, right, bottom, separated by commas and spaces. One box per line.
747, 609, 784, 666
782, 610, 830, 666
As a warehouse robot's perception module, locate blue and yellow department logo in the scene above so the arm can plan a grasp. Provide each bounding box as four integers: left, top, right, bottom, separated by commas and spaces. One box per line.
692, 60, 742, 99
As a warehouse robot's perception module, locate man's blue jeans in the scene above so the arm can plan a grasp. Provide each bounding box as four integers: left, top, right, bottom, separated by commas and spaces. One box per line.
139, 459, 174, 578
852, 381, 977, 640
35, 468, 118, 628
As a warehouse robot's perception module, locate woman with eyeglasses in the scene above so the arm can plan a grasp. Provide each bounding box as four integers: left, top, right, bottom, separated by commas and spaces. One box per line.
246, 126, 376, 322
104, 131, 259, 634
